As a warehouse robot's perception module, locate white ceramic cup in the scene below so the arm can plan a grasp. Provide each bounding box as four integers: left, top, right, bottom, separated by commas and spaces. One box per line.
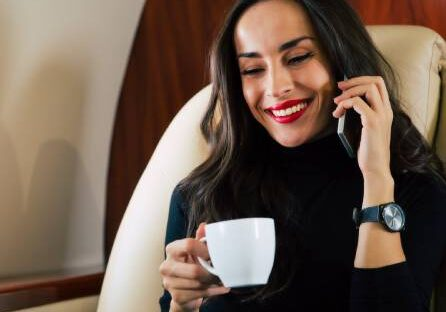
197, 217, 275, 288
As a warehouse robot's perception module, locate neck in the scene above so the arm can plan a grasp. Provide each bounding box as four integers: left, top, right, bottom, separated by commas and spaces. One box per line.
306, 120, 338, 144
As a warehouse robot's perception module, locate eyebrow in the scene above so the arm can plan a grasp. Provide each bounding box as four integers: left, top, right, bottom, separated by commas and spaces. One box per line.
237, 36, 315, 59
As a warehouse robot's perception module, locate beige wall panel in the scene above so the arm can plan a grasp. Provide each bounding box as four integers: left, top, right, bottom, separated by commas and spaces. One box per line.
0, 0, 145, 276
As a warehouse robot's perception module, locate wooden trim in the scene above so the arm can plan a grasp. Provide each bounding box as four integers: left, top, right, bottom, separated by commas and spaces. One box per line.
0, 268, 103, 312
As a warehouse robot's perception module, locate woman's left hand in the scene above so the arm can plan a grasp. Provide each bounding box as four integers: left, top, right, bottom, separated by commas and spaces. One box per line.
332, 76, 393, 180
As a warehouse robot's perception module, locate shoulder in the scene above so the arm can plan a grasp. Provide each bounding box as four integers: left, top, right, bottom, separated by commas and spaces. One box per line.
165, 184, 190, 245
171, 184, 184, 205
169, 183, 190, 216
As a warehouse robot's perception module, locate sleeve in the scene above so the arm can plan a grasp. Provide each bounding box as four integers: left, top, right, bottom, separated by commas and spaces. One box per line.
350, 174, 446, 312
159, 185, 189, 312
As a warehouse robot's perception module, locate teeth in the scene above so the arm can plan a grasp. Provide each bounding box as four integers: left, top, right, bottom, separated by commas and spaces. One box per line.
271, 102, 308, 117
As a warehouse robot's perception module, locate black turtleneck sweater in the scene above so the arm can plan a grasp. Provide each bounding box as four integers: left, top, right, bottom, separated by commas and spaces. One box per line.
159, 133, 446, 311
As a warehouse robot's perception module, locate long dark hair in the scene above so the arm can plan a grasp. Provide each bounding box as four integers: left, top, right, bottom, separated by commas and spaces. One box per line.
178, 0, 445, 302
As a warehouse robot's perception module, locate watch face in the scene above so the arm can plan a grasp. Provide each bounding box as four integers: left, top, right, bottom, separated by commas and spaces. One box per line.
382, 204, 405, 231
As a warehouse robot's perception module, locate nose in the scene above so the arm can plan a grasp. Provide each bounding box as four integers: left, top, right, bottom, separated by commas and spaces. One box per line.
266, 65, 293, 98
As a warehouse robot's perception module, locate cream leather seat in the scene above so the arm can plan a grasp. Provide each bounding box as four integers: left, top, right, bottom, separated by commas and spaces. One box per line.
97, 26, 446, 312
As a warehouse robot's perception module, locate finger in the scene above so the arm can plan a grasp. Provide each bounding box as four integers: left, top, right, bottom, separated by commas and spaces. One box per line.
160, 260, 216, 283
338, 76, 391, 112
332, 104, 346, 118
163, 277, 225, 291
334, 84, 383, 113
188, 222, 209, 264
204, 285, 231, 297
195, 222, 206, 240
374, 77, 392, 116
337, 97, 375, 127
162, 276, 207, 290
171, 286, 231, 305
185, 253, 195, 264
338, 75, 379, 90
166, 238, 210, 260
372, 76, 390, 103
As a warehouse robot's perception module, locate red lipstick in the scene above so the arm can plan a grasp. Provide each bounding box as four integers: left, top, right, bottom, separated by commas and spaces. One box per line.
266, 98, 312, 124
268, 99, 308, 110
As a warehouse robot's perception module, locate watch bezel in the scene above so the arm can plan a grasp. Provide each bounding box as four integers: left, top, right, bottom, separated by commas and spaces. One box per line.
379, 203, 405, 232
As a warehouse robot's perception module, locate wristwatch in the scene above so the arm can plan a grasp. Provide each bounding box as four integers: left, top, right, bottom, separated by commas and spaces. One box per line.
352, 202, 406, 232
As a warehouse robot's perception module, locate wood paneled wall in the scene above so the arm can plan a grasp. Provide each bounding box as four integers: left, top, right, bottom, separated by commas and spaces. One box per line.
105, 0, 235, 258
348, 0, 446, 38
105, 0, 446, 259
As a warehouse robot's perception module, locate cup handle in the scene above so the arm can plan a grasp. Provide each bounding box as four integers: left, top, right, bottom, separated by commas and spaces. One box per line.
197, 237, 219, 276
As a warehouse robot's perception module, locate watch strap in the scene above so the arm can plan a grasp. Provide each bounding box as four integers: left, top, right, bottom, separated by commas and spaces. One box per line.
353, 202, 395, 228
359, 206, 381, 223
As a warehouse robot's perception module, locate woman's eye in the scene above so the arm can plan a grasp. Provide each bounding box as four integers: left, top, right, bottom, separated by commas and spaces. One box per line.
240, 52, 314, 76
241, 68, 264, 76
288, 52, 313, 65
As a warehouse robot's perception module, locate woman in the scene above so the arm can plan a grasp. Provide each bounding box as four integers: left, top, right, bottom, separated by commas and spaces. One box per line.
159, 0, 446, 311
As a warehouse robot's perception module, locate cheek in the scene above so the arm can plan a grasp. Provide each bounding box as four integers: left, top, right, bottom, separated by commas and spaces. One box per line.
303, 61, 332, 90
242, 80, 262, 111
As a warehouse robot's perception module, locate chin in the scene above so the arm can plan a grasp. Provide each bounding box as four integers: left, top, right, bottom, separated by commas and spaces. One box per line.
274, 135, 308, 148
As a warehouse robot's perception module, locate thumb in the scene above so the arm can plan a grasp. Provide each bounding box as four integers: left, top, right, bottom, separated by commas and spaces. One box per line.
195, 222, 206, 240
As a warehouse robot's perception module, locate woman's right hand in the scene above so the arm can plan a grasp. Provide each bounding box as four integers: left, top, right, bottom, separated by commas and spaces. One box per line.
159, 223, 231, 312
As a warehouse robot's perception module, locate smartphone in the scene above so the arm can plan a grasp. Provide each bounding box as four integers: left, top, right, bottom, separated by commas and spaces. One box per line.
337, 75, 362, 158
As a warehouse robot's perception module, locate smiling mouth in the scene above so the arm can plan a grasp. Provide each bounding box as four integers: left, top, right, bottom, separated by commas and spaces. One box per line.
265, 98, 313, 124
